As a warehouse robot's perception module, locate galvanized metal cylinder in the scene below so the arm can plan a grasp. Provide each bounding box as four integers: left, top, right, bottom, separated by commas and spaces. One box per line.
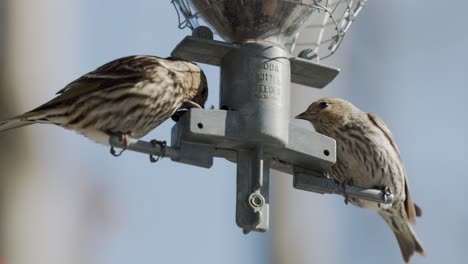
220, 42, 291, 146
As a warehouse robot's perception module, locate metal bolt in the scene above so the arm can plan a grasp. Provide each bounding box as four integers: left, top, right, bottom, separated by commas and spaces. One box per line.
192, 26, 214, 40
248, 192, 265, 208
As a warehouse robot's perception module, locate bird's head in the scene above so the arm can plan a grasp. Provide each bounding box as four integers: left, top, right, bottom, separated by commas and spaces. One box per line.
295, 97, 360, 131
173, 67, 208, 122
191, 70, 208, 108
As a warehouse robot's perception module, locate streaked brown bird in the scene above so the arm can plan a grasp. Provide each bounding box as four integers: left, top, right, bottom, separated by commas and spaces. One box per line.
296, 97, 425, 263
0, 55, 208, 157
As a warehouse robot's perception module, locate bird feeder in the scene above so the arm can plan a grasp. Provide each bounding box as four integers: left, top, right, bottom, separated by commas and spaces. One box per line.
110, 0, 391, 234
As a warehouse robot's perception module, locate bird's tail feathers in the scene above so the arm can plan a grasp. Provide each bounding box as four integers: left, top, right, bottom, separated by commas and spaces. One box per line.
0, 111, 51, 132
380, 205, 425, 263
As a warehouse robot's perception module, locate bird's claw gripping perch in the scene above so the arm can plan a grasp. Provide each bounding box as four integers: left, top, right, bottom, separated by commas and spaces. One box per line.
149, 140, 166, 163
342, 179, 354, 205
382, 186, 392, 203
108, 131, 132, 157
110, 146, 125, 157
343, 183, 350, 205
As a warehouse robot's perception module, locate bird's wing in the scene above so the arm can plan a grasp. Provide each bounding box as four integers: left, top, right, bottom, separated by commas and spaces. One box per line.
367, 113, 401, 158
32, 56, 163, 111
367, 113, 420, 222
404, 177, 421, 223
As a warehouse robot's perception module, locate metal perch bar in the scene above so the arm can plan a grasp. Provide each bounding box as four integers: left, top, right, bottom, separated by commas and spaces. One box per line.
294, 171, 394, 204
109, 136, 393, 204
109, 136, 181, 160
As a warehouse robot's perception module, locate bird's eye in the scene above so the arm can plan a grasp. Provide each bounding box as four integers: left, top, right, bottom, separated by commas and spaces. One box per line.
319, 102, 329, 110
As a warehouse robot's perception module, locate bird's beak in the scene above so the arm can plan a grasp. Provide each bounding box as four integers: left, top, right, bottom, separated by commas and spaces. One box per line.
295, 111, 309, 120
295, 111, 318, 122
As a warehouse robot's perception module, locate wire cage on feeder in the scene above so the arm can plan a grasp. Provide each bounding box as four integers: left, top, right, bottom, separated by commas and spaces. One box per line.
110, 0, 391, 234
172, 0, 367, 62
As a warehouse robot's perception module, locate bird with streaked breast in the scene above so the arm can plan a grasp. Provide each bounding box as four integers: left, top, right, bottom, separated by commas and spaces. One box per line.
0, 55, 208, 158
296, 97, 425, 263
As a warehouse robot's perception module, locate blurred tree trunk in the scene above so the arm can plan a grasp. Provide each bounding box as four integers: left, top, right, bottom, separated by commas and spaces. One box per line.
0, 2, 96, 264
270, 30, 348, 264
0, 0, 34, 259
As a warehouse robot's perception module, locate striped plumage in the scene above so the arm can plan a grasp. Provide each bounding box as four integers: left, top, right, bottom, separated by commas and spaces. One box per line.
296, 97, 424, 263
0, 55, 208, 145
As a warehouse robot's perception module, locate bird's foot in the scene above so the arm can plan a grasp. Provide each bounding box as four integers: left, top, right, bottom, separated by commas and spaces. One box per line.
340, 182, 350, 205
149, 139, 166, 163
382, 186, 392, 203
342, 179, 354, 205
108, 131, 133, 157
119, 132, 134, 148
